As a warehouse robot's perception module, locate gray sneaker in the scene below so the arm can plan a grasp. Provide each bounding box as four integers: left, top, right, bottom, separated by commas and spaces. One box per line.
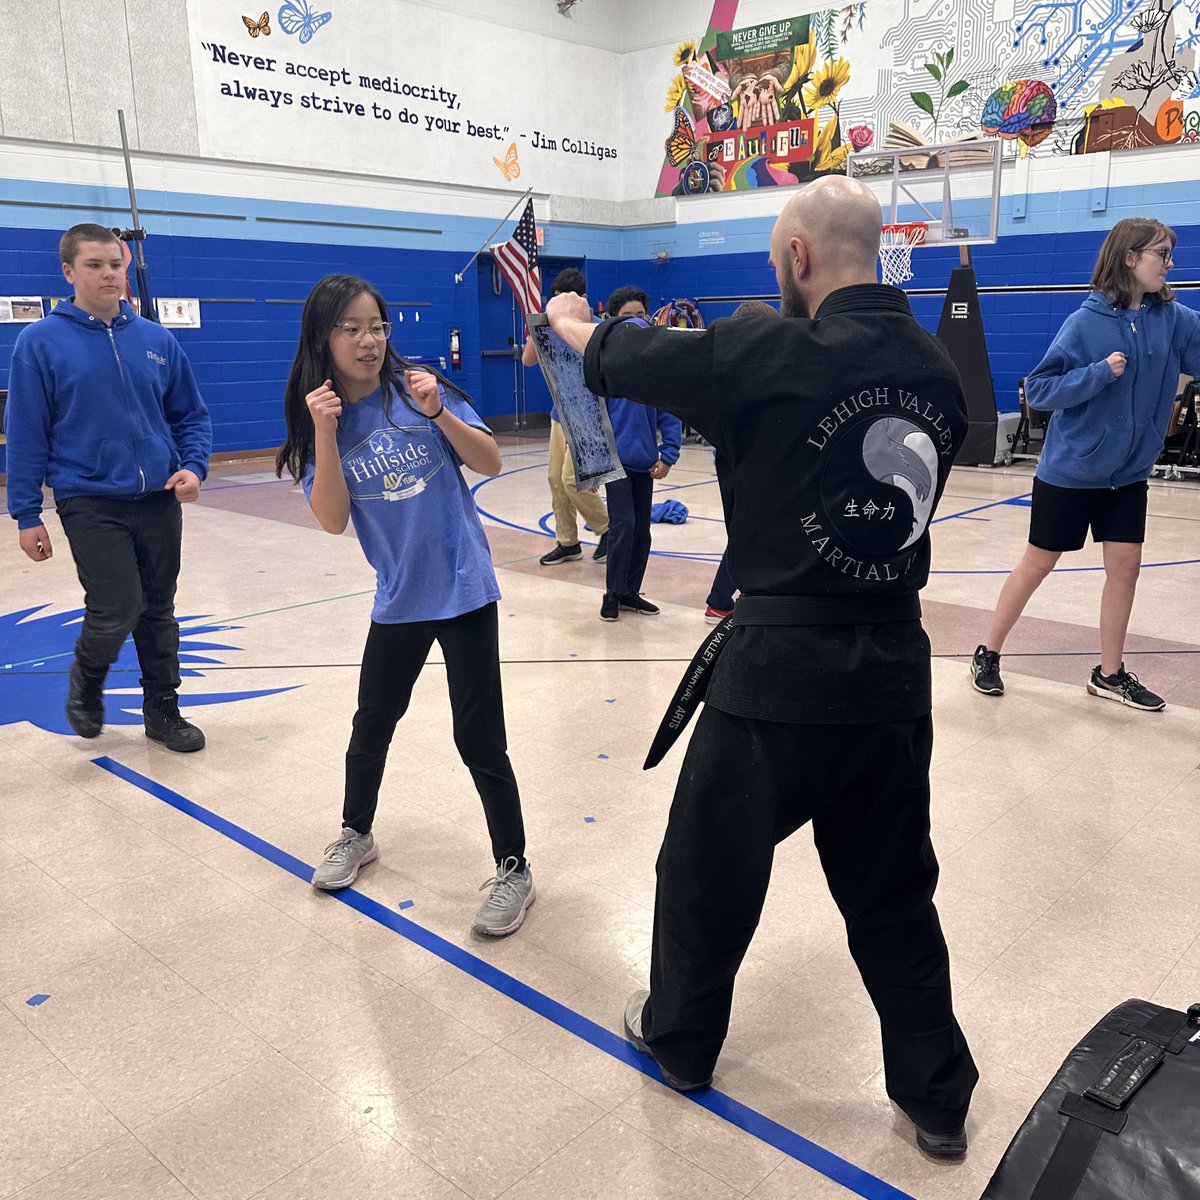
472, 856, 535, 937
311, 827, 378, 891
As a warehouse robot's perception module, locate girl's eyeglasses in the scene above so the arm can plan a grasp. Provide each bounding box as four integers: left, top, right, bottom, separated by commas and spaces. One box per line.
1140, 246, 1174, 265
333, 321, 392, 342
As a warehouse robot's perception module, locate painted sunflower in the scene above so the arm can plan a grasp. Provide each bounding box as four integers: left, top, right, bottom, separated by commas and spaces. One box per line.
783, 32, 817, 91
664, 73, 688, 112
674, 40, 699, 67
803, 57, 851, 112
813, 112, 851, 173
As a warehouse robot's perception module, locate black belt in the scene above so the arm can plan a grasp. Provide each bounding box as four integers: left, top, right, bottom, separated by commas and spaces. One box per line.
732, 593, 921, 627
642, 592, 923, 770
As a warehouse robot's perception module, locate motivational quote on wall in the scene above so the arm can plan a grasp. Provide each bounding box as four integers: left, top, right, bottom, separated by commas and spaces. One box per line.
187, 2, 622, 195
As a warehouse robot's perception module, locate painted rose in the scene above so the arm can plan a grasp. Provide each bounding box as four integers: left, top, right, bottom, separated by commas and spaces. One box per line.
847, 124, 874, 150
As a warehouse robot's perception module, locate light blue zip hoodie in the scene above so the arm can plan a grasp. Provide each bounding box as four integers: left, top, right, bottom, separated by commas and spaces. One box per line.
1026, 291, 1200, 489
5, 299, 211, 529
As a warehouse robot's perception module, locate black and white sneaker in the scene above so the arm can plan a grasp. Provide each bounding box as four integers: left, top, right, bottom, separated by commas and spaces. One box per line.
600, 592, 620, 621
1087, 665, 1165, 711
970, 645, 1004, 696
593, 532, 608, 562
540, 542, 582, 566
620, 594, 659, 615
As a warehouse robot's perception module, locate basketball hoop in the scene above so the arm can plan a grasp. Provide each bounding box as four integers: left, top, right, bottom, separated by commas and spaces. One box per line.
879, 222, 928, 288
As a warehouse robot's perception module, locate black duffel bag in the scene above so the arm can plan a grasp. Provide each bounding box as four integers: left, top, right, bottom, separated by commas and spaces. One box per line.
982, 998, 1200, 1199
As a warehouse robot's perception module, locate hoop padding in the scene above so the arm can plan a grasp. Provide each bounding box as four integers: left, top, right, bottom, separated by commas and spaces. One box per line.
879, 223, 928, 288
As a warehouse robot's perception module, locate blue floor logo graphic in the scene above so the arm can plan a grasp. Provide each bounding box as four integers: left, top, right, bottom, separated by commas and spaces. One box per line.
0, 605, 296, 735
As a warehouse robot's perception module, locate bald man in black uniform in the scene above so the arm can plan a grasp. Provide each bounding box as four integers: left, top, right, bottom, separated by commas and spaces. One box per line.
546, 176, 978, 1158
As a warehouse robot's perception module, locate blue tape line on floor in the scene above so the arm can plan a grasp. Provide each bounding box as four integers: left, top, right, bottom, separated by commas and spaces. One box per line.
91, 755, 916, 1200
26, 994, 50, 1007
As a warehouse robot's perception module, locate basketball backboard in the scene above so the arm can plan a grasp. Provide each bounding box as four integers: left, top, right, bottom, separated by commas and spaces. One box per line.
848, 138, 1002, 246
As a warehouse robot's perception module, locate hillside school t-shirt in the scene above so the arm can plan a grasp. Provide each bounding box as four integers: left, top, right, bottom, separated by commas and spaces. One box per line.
302, 385, 500, 623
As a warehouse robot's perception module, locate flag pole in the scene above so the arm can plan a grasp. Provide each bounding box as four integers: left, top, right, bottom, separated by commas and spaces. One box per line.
116, 110, 146, 269
454, 186, 534, 284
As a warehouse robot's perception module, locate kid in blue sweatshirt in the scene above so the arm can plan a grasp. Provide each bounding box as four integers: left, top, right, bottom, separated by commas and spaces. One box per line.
599, 287, 683, 622
972, 218, 1200, 710
5, 224, 211, 749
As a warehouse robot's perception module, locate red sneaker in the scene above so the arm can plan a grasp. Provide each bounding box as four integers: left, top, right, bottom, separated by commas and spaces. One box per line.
704, 605, 733, 625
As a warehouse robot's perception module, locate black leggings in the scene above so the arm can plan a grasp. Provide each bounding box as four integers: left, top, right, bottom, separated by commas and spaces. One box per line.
342, 602, 525, 868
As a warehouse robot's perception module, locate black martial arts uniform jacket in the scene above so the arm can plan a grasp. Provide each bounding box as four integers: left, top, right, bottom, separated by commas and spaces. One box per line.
584, 284, 969, 725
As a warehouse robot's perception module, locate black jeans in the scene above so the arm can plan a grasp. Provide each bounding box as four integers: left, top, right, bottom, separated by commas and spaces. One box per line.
604, 470, 654, 596
342, 602, 526, 868
642, 706, 978, 1133
57, 492, 184, 698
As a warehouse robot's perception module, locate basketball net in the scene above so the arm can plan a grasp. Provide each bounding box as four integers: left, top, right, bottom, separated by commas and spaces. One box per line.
879, 223, 928, 288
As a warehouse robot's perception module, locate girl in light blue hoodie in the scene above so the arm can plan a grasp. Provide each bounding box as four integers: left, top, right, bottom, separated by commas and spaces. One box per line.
971, 218, 1200, 711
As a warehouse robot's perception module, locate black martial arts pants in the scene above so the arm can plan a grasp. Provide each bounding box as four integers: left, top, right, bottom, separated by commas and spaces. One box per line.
641, 705, 978, 1134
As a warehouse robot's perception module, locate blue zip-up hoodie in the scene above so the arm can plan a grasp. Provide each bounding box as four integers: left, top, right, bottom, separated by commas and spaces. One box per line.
1026, 291, 1200, 489
5, 299, 211, 529
605, 395, 682, 473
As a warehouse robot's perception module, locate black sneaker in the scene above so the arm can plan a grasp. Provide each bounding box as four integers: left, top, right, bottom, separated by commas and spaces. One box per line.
144, 697, 207, 752
600, 592, 620, 621
593, 532, 608, 562
539, 542, 582, 566
1087, 665, 1165, 711
915, 1124, 968, 1159
66, 661, 105, 739
620, 594, 659, 615
623, 990, 711, 1092
970, 645, 1004, 696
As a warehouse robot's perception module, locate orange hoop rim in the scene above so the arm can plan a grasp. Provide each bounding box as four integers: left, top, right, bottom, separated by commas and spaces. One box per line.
880, 222, 929, 246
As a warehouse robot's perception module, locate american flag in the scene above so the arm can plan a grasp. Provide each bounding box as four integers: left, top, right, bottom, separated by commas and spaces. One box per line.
491, 199, 542, 316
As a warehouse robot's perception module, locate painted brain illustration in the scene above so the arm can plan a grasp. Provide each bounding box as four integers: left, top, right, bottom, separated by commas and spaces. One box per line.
980, 79, 1057, 147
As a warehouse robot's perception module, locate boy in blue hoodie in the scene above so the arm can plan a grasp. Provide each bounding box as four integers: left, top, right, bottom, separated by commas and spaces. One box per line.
6, 224, 212, 749
599, 287, 683, 622
972, 218, 1200, 710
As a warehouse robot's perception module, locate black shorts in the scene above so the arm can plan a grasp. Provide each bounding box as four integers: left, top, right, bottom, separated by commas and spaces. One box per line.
1028, 478, 1148, 552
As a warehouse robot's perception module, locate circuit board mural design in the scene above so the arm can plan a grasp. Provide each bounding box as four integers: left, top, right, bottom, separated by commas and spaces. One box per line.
653, 0, 1200, 195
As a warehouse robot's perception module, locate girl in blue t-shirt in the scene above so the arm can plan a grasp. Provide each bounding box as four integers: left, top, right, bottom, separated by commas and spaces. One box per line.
277, 274, 534, 936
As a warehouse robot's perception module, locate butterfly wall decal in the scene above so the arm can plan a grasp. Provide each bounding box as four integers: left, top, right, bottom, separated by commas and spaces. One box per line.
278, 0, 331, 44
242, 11, 270, 36
493, 142, 521, 181
664, 107, 697, 167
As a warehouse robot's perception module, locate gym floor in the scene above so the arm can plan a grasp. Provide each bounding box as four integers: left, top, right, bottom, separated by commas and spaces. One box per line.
1, 440, 1198, 1200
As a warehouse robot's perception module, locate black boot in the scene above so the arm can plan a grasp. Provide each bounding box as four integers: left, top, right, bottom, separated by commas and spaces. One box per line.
66, 661, 106, 739
143, 695, 206, 753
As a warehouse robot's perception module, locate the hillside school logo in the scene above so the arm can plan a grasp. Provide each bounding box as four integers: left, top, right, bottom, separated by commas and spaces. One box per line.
343, 426, 445, 502
0, 606, 296, 736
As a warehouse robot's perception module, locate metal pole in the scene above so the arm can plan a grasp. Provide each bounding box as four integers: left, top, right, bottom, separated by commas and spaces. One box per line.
454, 186, 534, 283
116, 109, 146, 268
510, 295, 522, 430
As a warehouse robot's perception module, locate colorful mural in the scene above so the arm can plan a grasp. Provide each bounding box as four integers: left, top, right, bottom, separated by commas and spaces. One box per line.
654, 0, 1200, 196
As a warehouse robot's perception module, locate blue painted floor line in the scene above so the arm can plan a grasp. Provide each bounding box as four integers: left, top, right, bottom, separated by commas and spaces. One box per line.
931, 491, 1033, 523
92, 755, 917, 1200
